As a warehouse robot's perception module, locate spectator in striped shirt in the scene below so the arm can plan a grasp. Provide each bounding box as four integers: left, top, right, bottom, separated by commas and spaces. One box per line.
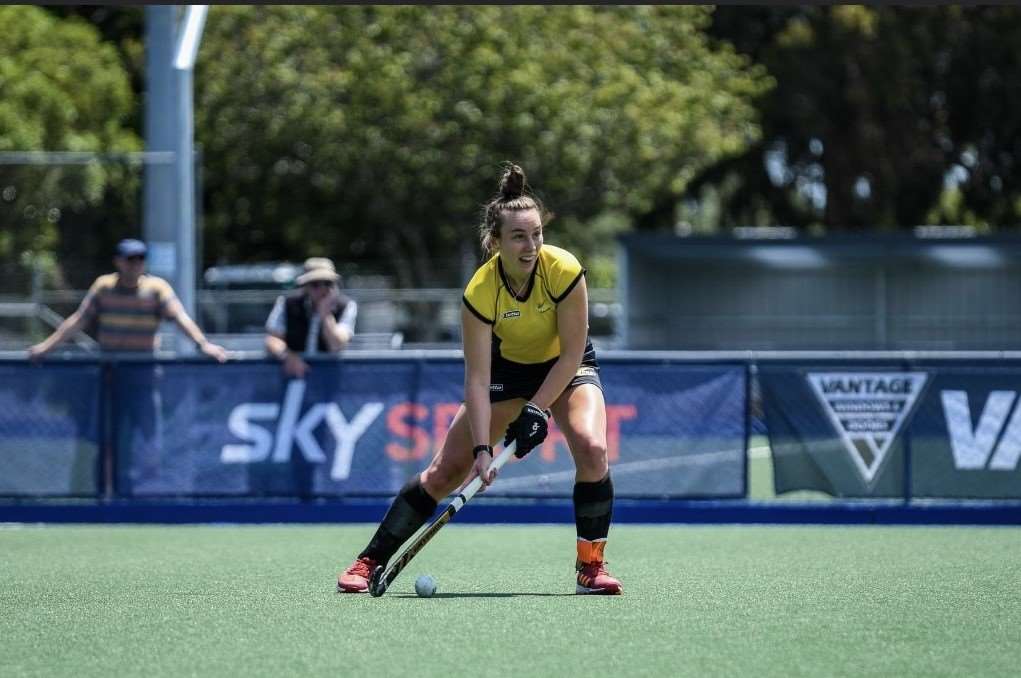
27, 239, 227, 361
27, 239, 227, 494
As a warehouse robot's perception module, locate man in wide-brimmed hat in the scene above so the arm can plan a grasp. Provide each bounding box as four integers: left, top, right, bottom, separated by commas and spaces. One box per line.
264, 257, 357, 378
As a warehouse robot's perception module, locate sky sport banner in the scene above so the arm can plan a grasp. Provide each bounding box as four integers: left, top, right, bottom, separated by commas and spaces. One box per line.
0, 362, 101, 496
112, 360, 746, 499
759, 363, 1021, 499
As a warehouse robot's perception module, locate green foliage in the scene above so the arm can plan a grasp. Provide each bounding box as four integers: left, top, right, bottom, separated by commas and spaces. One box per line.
195, 6, 771, 284
704, 6, 1021, 231
10, 4, 1021, 292
0, 5, 139, 278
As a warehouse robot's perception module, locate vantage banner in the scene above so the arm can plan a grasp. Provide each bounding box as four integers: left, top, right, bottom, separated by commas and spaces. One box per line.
759, 362, 1021, 499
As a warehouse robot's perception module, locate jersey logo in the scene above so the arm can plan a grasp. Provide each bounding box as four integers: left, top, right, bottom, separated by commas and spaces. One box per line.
502, 310, 521, 319
536, 302, 552, 314
489, 384, 504, 392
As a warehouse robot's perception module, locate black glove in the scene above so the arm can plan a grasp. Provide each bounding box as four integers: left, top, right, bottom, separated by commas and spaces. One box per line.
503, 401, 550, 458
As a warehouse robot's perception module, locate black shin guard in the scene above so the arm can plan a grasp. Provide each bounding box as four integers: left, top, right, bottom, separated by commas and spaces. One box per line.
573, 473, 614, 541
359, 476, 438, 565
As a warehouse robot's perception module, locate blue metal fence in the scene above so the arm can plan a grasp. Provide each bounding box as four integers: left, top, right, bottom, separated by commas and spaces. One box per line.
2, 352, 1020, 524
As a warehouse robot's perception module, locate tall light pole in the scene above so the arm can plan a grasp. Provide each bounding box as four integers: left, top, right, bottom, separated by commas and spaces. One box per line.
172, 5, 207, 354
174, 6, 208, 71
144, 5, 208, 354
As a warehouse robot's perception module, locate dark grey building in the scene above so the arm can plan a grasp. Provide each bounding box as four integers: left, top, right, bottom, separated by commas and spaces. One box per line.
617, 232, 1021, 351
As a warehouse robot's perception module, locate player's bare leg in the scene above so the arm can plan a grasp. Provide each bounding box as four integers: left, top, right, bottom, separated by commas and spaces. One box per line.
552, 384, 622, 595
338, 401, 519, 593
420, 399, 522, 498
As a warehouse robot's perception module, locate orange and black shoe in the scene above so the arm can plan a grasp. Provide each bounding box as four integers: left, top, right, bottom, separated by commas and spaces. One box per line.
337, 556, 377, 593
575, 538, 623, 595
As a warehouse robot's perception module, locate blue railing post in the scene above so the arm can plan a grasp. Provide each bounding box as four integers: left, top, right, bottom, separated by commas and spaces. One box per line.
100, 359, 114, 501
743, 361, 754, 500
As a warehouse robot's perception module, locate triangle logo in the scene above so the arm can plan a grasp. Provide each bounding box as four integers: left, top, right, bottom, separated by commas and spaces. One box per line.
806, 372, 929, 487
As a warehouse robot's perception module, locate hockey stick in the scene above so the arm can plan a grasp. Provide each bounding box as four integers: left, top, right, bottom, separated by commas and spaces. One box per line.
368, 440, 517, 597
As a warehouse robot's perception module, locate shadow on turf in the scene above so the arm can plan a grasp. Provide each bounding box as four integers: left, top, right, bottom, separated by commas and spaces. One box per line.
391, 592, 575, 598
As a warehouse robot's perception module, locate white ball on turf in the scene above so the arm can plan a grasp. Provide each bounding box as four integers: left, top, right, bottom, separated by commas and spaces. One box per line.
415, 574, 437, 598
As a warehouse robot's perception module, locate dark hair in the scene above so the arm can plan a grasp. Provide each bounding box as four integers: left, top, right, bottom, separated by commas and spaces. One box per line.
479, 163, 549, 255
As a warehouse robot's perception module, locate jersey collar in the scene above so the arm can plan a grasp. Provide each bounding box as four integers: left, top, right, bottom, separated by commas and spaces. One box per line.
497, 254, 539, 302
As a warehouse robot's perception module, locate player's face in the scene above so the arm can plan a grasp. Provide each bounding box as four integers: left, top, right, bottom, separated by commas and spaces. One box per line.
498, 209, 543, 279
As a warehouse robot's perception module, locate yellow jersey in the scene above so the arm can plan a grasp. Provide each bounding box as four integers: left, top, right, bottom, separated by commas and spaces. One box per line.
462, 244, 585, 365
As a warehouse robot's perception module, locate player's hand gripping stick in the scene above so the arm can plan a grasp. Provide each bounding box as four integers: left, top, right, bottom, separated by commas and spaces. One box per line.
368, 440, 518, 597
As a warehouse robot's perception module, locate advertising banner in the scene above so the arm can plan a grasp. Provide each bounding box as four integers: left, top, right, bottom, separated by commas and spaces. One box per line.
760, 363, 1021, 499
113, 359, 747, 499
0, 362, 101, 496
907, 365, 1021, 499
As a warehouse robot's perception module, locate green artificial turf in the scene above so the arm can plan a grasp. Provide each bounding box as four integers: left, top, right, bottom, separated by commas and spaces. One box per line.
2, 524, 1019, 677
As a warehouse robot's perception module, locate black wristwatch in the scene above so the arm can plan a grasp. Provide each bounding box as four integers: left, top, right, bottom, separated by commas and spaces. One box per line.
472, 444, 493, 459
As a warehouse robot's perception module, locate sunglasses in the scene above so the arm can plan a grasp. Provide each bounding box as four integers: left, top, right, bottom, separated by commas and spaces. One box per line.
306, 281, 333, 289
125, 255, 146, 262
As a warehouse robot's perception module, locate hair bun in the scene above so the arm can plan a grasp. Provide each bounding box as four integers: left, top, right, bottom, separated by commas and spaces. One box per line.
500, 164, 526, 200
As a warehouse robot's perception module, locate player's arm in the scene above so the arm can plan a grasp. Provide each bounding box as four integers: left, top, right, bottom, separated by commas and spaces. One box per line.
461, 304, 495, 484
530, 275, 588, 410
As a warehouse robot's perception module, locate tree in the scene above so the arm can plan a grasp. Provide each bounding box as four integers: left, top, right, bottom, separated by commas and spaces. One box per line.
0, 5, 139, 289
194, 6, 772, 286
703, 5, 1021, 232
932, 6, 1021, 229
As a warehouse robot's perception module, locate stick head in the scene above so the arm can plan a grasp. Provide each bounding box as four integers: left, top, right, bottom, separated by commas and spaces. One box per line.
368, 565, 386, 597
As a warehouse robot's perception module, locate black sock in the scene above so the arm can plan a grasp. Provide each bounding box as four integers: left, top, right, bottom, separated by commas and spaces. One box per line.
573, 473, 614, 541
359, 476, 438, 566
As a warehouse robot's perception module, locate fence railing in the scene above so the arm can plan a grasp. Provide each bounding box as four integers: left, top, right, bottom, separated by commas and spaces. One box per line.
0, 287, 621, 349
